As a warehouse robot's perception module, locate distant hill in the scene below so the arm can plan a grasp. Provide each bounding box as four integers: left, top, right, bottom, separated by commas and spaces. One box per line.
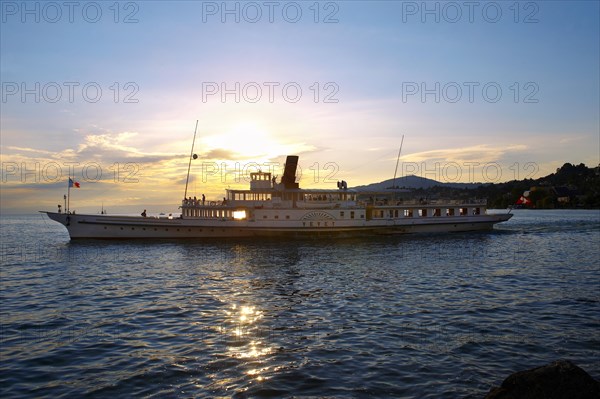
352, 175, 480, 191
352, 163, 600, 209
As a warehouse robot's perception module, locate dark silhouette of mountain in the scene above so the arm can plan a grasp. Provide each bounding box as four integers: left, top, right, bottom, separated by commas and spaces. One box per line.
352, 175, 480, 191
352, 163, 600, 208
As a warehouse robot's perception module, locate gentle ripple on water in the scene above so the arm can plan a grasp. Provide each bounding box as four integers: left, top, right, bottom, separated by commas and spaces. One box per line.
0, 210, 599, 398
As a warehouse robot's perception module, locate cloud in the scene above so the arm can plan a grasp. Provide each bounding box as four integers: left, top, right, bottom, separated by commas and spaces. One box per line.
4, 146, 56, 155
1, 131, 190, 192
3, 131, 185, 165
72, 132, 185, 163
202, 148, 239, 160
558, 135, 586, 144
403, 144, 528, 164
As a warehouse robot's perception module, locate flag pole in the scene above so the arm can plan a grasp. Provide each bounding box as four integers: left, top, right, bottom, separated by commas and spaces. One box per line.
184, 120, 199, 200
67, 177, 71, 213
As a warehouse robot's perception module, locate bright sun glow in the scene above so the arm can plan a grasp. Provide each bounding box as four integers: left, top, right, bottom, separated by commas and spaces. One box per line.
201, 122, 310, 160
230, 124, 270, 157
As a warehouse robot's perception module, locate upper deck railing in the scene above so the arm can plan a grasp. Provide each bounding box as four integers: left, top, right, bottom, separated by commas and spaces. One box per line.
182, 198, 227, 207
363, 198, 488, 207
181, 197, 488, 210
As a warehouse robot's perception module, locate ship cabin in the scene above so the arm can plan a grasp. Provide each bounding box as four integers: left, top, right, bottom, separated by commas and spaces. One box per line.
180, 170, 359, 220
228, 170, 357, 207
180, 153, 489, 222
362, 198, 487, 221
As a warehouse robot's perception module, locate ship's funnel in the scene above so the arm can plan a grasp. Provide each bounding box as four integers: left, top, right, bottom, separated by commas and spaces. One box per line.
281, 155, 299, 189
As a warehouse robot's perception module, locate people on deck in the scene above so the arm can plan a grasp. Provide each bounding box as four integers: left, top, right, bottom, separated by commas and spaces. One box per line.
141, 209, 147, 217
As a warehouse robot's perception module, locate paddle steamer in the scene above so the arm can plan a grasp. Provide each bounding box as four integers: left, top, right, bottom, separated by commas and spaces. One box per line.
43, 155, 512, 239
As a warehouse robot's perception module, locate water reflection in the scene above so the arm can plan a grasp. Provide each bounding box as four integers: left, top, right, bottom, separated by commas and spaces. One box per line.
220, 302, 273, 383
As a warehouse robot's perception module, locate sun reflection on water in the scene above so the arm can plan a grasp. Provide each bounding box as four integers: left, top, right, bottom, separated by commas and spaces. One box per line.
219, 302, 274, 384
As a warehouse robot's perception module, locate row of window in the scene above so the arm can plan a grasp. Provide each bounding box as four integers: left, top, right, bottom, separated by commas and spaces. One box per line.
228, 192, 357, 202
339, 211, 362, 219
262, 215, 291, 219
183, 208, 236, 218
181, 207, 482, 221
231, 192, 272, 201
372, 207, 481, 219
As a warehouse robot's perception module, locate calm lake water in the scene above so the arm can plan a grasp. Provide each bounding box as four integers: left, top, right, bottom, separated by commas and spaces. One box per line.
1, 210, 599, 398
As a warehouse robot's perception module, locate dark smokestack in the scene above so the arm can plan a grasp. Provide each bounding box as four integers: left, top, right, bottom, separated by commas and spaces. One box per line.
281, 155, 299, 189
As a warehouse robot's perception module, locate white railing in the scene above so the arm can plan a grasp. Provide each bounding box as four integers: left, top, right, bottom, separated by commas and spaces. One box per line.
362, 198, 487, 206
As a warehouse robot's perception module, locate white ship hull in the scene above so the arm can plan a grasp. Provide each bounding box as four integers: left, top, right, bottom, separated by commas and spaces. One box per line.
43, 211, 512, 239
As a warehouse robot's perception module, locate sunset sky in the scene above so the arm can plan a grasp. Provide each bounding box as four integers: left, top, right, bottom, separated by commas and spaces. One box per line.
1, 1, 599, 214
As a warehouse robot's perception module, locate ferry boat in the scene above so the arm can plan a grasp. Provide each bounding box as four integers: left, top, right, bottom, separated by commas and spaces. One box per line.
43, 155, 513, 239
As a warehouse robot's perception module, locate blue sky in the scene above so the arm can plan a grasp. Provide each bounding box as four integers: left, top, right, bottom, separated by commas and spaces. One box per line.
1, 1, 599, 213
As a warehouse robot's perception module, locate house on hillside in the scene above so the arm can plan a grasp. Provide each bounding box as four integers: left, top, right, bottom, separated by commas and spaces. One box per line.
553, 186, 574, 205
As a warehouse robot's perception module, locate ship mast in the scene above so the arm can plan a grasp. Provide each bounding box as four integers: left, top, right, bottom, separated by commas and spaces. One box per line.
392, 134, 405, 192
184, 120, 199, 199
